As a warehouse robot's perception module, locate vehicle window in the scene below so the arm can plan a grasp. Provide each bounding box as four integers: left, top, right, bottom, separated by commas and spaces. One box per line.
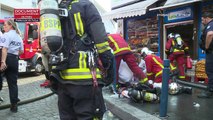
28, 24, 35, 40
17, 22, 26, 39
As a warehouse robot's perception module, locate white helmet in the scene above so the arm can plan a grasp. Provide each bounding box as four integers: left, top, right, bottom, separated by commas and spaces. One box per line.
168, 82, 180, 95
141, 47, 154, 55
174, 33, 181, 38
167, 33, 175, 39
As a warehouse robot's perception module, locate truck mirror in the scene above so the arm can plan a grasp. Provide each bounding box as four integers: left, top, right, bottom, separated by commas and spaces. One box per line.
33, 31, 38, 39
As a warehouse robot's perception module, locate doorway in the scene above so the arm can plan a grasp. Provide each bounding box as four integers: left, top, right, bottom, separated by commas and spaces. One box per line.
163, 20, 194, 59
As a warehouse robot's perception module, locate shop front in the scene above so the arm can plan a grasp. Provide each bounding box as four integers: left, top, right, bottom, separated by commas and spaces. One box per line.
125, 12, 159, 54
102, 0, 161, 54
151, 0, 213, 60
163, 6, 195, 59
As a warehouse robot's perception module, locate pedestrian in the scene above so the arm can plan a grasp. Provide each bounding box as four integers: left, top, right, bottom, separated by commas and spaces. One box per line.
108, 34, 147, 85
198, 11, 213, 98
0, 19, 24, 112
165, 33, 189, 80
49, 0, 114, 119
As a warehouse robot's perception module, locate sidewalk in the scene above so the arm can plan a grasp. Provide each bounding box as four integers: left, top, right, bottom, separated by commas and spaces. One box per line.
103, 87, 161, 120
0, 74, 53, 109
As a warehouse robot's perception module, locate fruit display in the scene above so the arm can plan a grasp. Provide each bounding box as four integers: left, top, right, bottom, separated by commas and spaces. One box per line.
127, 17, 158, 52
195, 59, 208, 79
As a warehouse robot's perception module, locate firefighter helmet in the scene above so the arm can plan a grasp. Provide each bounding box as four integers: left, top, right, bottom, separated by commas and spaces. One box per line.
141, 47, 154, 55
167, 33, 175, 39
128, 89, 143, 102
168, 82, 180, 95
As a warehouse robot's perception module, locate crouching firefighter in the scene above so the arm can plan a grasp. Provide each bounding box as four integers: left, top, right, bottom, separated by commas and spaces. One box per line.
48, 0, 115, 120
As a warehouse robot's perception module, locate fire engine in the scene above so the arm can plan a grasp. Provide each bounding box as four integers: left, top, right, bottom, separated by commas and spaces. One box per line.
0, 19, 44, 75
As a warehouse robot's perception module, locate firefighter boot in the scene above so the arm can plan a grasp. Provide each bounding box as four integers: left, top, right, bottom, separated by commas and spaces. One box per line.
180, 87, 192, 94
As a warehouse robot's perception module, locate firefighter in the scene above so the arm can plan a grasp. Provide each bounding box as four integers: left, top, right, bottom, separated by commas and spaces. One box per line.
140, 47, 176, 88
49, 0, 114, 119
140, 47, 164, 88
108, 34, 147, 85
165, 33, 189, 80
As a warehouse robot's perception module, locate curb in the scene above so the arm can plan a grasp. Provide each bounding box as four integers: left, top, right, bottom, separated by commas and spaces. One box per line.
0, 92, 54, 110
103, 94, 161, 120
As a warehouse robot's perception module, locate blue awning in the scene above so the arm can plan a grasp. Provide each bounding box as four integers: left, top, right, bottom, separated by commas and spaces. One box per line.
102, 0, 158, 19
150, 0, 202, 11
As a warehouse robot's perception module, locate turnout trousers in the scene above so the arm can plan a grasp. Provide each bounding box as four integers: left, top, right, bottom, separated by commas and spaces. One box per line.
57, 83, 106, 120
169, 54, 186, 79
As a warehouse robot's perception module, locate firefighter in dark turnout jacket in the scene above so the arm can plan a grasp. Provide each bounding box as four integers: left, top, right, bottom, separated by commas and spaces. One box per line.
49, 0, 114, 119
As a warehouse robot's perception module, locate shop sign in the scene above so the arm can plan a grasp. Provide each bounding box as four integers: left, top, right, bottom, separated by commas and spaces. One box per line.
111, 0, 139, 9
14, 9, 40, 22
164, 6, 193, 23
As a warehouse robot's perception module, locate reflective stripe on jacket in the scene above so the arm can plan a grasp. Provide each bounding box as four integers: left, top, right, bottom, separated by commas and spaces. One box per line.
145, 54, 163, 82
59, 51, 102, 84
59, 0, 111, 84
108, 34, 131, 56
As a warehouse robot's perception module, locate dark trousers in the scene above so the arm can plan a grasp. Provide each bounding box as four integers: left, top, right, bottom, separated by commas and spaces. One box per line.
206, 53, 213, 91
5, 54, 19, 104
58, 84, 106, 120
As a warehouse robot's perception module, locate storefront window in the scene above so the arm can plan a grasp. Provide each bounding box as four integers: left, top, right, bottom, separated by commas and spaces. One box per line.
127, 16, 158, 53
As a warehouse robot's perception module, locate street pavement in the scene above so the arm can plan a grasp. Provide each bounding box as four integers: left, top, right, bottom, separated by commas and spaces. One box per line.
103, 82, 213, 120
1, 74, 212, 120
0, 74, 119, 120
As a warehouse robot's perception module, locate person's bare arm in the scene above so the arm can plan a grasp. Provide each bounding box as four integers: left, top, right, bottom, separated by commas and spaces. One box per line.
206, 31, 213, 49
0, 47, 8, 71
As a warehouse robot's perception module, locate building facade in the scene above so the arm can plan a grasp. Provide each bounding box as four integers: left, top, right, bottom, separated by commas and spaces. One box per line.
0, 0, 37, 19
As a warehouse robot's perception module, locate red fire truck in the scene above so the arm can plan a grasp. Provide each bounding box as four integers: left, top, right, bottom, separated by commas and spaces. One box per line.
0, 19, 44, 74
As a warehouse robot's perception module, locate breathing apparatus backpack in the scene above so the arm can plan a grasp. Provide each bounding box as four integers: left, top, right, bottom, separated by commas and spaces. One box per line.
173, 34, 184, 50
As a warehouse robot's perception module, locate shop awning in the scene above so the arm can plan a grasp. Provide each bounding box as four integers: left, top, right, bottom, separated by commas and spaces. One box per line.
150, 0, 202, 11
102, 0, 158, 19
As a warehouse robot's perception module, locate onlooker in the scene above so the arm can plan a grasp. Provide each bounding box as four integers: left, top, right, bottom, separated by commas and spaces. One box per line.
165, 33, 189, 80
198, 11, 213, 98
0, 19, 24, 112
108, 34, 147, 85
